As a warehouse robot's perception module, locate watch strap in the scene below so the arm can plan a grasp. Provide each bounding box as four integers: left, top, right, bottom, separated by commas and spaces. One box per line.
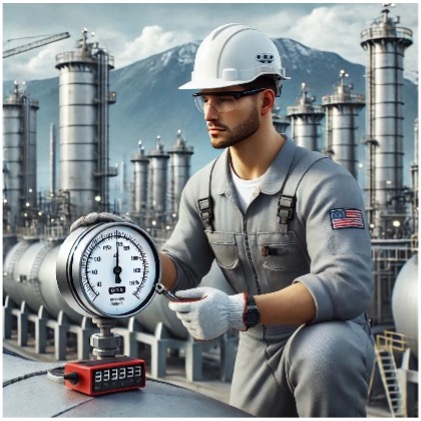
243, 293, 260, 330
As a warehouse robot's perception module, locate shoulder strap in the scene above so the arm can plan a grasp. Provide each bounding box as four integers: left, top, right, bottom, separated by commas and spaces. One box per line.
197, 151, 328, 234
197, 157, 219, 232
277, 150, 328, 234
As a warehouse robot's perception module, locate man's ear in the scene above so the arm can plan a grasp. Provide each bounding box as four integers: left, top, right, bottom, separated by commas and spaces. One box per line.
261, 89, 275, 116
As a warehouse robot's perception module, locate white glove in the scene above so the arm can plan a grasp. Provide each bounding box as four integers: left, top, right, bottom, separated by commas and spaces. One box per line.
69, 212, 126, 232
168, 287, 246, 341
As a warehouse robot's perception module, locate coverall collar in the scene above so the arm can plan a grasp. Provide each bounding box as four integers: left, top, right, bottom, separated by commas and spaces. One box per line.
213, 136, 297, 196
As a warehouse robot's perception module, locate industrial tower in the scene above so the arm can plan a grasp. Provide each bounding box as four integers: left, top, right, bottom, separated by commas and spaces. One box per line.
287, 83, 325, 151
3, 82, 39, 230
360, 4, 413, 238
322, 70, 365, 178
167, 130, 194, 218
55, 28, 117, 220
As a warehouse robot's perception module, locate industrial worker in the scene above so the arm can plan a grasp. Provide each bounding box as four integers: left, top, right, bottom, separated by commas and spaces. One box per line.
71, 24, 375, 417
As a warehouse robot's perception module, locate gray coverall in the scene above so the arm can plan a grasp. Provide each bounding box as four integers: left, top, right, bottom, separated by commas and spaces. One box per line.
162, 137, 375, 417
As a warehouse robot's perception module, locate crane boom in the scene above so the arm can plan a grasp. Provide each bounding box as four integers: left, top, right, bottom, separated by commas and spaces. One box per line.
3, 32, 70, 58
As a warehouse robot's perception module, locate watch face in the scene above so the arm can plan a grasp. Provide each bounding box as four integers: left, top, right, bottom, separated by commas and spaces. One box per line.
57, 222, 160, 318
246, 306, 260, 328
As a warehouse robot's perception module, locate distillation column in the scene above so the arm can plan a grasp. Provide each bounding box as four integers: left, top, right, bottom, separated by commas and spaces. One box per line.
360, 5, 413, 237
55, 29, 117, 220
321, 70, 365, 178
272, 107, 290, 134
167, 130, 194, 219
287, 83, 325, 151
131, 140, 149, 225
147, 136, 169, 228
410, 120, 418, 235
3, 82, 39, 230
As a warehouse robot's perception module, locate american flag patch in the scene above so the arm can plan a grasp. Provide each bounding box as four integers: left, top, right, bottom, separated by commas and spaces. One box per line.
329, 208, 364, 230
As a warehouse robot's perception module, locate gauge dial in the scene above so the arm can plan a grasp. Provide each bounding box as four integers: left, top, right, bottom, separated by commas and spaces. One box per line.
57, 222, 160, 318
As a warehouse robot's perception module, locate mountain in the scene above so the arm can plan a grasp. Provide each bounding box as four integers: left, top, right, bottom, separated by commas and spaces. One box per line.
3, 38, 418, 192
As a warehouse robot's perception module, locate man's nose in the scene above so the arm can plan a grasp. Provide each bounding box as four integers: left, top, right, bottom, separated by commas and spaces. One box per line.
204, 102, 219, 120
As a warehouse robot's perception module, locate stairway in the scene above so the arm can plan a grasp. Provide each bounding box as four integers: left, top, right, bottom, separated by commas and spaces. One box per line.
370, 331, 407, 417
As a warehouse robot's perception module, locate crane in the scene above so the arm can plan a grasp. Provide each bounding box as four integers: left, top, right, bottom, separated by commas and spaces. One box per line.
3, 32, 70, 58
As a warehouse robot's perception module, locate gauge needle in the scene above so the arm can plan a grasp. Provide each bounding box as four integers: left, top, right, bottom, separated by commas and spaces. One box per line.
114, 239, 122, 284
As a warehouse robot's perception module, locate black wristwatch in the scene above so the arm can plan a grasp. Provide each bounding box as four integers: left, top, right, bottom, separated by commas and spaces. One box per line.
244, 294, 260, 329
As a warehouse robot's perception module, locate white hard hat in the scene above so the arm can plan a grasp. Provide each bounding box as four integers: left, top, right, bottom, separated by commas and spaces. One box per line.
179, 23, 289, 93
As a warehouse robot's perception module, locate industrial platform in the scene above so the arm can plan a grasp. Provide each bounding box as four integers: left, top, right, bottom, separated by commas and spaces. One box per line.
3, 338, 393, 418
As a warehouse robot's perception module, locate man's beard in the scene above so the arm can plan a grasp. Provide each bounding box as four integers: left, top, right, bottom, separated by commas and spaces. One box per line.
210, 105, 260, 149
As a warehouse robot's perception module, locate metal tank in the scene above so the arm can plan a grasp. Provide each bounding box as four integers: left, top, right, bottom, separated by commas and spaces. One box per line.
147, 136, 169, 226
3, 82, 39, 229
360, 4, 413, 237
37, 243, 82, 321
167, 130, 194, 218
130, 140, 149, 222
55, 28, 117, 220
410, 120, 418, 235
392, 253, 418, 358
3, 239, 81, 322
3, 239, 36, 306
287, 83, 325, 151
321, 70, 365, 178
3, 353, 249, 418
272, 107, 290, 134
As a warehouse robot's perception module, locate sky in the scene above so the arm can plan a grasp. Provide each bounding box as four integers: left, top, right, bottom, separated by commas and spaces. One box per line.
2, 1, 419, 83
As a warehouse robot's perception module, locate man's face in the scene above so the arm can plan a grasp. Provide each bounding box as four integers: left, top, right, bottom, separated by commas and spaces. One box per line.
198, 86, 262, 149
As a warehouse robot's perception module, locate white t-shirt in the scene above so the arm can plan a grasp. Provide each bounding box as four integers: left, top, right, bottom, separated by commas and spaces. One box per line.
230, 166, 264, 213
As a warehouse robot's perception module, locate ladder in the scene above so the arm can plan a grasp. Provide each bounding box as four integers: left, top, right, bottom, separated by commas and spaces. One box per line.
370, 331, 407, 417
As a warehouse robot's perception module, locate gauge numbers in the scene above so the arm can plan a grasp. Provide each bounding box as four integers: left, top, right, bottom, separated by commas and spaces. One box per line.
56, 222, 160, 318
78, 225, 158, 317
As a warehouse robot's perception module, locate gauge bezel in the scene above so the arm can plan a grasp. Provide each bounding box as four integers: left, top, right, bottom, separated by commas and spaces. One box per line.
56, 222, 161, 318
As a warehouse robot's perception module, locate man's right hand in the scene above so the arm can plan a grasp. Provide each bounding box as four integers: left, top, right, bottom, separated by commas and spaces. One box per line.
69, 212, 126, 233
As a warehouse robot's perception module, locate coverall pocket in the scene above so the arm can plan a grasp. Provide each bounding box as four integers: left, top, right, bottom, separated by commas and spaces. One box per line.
258, 232, 309, 288
206, 231, 239, 269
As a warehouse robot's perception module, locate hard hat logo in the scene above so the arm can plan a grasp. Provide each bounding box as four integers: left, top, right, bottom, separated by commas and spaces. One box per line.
256, 54, 274, 64
179, 23, 289, 92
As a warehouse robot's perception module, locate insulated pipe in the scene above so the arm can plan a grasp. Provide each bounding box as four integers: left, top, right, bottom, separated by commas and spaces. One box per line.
3, 237, 232, 337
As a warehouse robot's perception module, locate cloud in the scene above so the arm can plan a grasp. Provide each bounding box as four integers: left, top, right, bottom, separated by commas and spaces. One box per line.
117, 25, 193, 68
274, 3, 418, 71
4, 43, 65, 82
3, 25, 194, 81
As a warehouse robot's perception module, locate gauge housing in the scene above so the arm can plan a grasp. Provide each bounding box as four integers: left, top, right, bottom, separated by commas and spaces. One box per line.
56, 222, 161, 318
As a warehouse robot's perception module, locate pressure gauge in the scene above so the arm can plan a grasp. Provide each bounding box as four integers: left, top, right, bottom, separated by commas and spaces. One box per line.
56, 222, 161, 319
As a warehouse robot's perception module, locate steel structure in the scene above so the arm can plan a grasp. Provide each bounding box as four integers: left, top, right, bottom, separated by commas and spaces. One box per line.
360, 4, 413, 238
130, 141, 149, 223
3, 82, 39, 230
272, 108, 290, 134
3, 32, 70, 58
287, 83, 325, 151
321, 70, 365, 178
147, 136, 170, 227
55, 29, 117, 220
167, 130, 194, 218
